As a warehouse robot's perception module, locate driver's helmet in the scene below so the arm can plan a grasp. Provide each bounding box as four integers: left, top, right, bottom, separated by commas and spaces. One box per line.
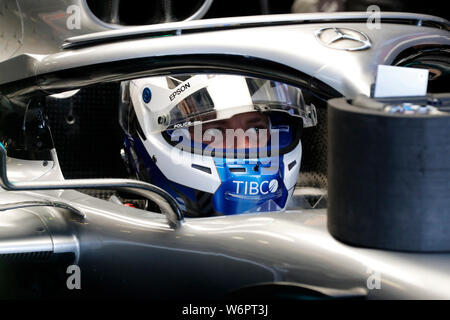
119, 74, 317, 217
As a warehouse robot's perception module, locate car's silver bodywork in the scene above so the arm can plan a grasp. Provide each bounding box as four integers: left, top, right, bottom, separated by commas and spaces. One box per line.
0, 5, 449, 299
2, 156, 450, 299
2, 11, 449, 97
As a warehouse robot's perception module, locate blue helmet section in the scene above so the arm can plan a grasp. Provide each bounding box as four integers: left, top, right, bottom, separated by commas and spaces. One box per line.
213, 157, 288, 215
125, 134, 221, 216
125, 133, 289, 216
124, 135, 190, 213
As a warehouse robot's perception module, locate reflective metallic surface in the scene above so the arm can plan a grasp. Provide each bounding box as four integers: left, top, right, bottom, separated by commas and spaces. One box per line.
60, 11, 449, 50
2, 183, 450, 298
1, 13, 448, 98
0, 0, 215, 62
314, 27, 371, 51
1, 149, 450, 299
0, 146, 183, 227
0, 200, 85, 219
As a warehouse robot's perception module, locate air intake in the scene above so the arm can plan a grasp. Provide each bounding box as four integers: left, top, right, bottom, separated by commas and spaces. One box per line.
86, 0, 213, 25
0, 251, 53, 262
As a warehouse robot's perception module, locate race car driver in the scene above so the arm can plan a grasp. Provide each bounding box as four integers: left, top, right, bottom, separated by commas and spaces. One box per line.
119, 74, 317, 217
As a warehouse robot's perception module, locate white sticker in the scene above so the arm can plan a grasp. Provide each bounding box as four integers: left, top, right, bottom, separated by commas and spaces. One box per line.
374, 65, 429, 98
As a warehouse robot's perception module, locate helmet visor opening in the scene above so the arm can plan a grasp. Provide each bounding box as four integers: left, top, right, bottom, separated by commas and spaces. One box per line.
163, 110, 304, 158
141, 74, 317, 133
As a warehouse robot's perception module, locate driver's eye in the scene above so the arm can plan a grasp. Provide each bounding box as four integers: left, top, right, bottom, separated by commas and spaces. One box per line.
247, 127, 266, 134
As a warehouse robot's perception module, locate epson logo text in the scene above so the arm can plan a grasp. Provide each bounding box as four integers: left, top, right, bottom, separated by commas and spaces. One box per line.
169, 82, 191, 101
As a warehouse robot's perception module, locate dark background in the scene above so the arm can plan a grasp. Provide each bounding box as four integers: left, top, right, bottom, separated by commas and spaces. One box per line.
86, 0, 447, 25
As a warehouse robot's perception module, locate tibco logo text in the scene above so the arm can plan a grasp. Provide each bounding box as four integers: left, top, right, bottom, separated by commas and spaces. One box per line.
169, 82, 191, 101
233, 179, 278, 195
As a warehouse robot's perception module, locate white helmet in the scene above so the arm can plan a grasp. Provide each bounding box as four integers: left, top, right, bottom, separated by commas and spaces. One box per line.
120, 74, 317, 216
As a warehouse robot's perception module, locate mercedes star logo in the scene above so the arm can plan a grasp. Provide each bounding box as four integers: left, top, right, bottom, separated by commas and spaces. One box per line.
315, 27, 371, 51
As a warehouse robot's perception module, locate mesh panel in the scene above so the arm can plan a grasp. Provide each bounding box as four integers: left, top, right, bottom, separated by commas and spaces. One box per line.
77, 189, 117, 200
297, 107, 328, 188
44, 83, 128, 179
0, 251, 52, 262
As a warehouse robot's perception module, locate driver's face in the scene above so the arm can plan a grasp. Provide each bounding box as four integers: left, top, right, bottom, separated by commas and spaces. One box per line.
189, 112, 270, 149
